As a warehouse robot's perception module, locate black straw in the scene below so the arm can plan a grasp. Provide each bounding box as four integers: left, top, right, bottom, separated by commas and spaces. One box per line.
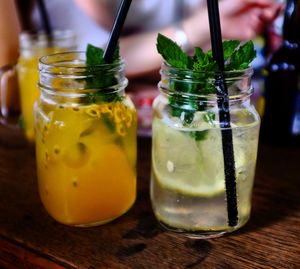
103, 0, 132, 63
207, 0, 238, 227
36, 0, 52, 36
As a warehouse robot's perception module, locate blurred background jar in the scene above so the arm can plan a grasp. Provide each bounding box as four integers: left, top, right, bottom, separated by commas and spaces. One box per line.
17, 30, 77, 143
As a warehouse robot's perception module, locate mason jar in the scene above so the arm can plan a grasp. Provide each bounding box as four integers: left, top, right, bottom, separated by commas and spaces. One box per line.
17, 30, 76, 142
35, 52, 137, 227
151, 62, 260, 238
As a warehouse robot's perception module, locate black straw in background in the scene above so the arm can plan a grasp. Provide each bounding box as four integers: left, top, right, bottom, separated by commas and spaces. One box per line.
206, 0, 238, 227
36, 0, 52, 36
104, 0, 132, 63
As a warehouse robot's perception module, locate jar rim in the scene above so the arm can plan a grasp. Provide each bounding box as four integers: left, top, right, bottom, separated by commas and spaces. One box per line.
39, 51, 125, 76
159, 61, 254, 101
38, 51, 128, 95
20, 29, 77, 49
39, 51, 124, 69
159, 86, 253, 101
161, 61, 254, 76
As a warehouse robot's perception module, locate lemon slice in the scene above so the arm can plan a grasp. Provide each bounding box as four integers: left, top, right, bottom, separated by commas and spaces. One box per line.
152, 159, 225, 197
152, 117, 225, 197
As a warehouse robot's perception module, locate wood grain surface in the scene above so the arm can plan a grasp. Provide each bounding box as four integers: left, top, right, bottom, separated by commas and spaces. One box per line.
0, 125, 299, 269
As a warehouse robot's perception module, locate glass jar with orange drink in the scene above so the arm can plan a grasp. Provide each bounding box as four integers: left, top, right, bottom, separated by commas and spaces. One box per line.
17, 30, 76, 142
35, 51, 137, 226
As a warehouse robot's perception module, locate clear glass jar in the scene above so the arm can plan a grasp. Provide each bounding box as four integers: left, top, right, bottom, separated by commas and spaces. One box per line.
17, 30, 76, 142
151, 62, 260, 238
35, 52, 137, 227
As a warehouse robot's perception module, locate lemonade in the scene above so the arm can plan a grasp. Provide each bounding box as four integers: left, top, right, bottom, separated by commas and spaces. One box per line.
17, 31, 76, 142
151, 108, 260, 236
151, 37, 260, 237
35, 101, 137, 226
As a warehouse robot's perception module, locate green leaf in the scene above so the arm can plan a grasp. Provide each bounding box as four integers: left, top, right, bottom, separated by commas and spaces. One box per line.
112, 43, 121, 62
156, 33, 193, 69
193, 47, 217, 72
190, 130, 208, 141
203, 111, 216, 125
86, 44, 105, 65
223, 40, 240, 61
85, 43, 122, 131
194, 47, 206, 62
85, 43, 122, 102
225, 40, 256, 70
102, 114, 116, 132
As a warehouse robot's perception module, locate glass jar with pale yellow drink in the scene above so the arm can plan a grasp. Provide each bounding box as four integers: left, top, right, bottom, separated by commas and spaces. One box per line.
151, 63, 260, 238
35, 52, 137, 226
17, 30, 76, 142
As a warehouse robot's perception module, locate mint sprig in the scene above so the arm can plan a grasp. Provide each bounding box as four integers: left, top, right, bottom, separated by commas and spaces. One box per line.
157, 33, 193, 69
86, 44, 120, 65
225, 41, 256, 70
156, 34, 256, 140
193, 47, 217, 71
156, 33, 256, 88
223, 40, 241, 62
86, 44, 106, 65
85, 43, 123, 103
83, 44, 124, 136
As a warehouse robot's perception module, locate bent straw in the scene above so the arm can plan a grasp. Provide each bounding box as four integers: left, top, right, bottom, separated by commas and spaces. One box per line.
206, 0, 238, 227
36, 0, 52, 36
104, 0, 132, 63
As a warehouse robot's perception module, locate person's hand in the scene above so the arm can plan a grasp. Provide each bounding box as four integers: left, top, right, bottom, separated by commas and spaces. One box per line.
219, 0, 283, 41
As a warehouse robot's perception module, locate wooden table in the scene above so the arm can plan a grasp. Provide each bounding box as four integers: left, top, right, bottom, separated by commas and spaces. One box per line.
0, 124, 299, 269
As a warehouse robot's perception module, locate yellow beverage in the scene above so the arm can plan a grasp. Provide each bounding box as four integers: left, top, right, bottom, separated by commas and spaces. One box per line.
35, 52, 137, 226
35, 102, 137, 226
17, 31, 76, 142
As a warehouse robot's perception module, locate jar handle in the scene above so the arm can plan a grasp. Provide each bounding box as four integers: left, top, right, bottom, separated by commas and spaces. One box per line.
0, 64, 20, 127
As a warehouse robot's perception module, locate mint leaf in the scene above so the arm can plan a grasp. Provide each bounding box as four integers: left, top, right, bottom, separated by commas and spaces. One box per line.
85, 43, 124, 105
86, 43, 120, 65
223, 40, 240, 61
193, 47, 217, 71
156, 33, 193, 69
85, 43, 121, 101
225, 40, 256, 70
190, 130, 208, 141
194, 47, 206, 63
203, 111, 216, 125
112, 43, 121, 62
86, 44, 105, 65
85, 43, 123, 133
